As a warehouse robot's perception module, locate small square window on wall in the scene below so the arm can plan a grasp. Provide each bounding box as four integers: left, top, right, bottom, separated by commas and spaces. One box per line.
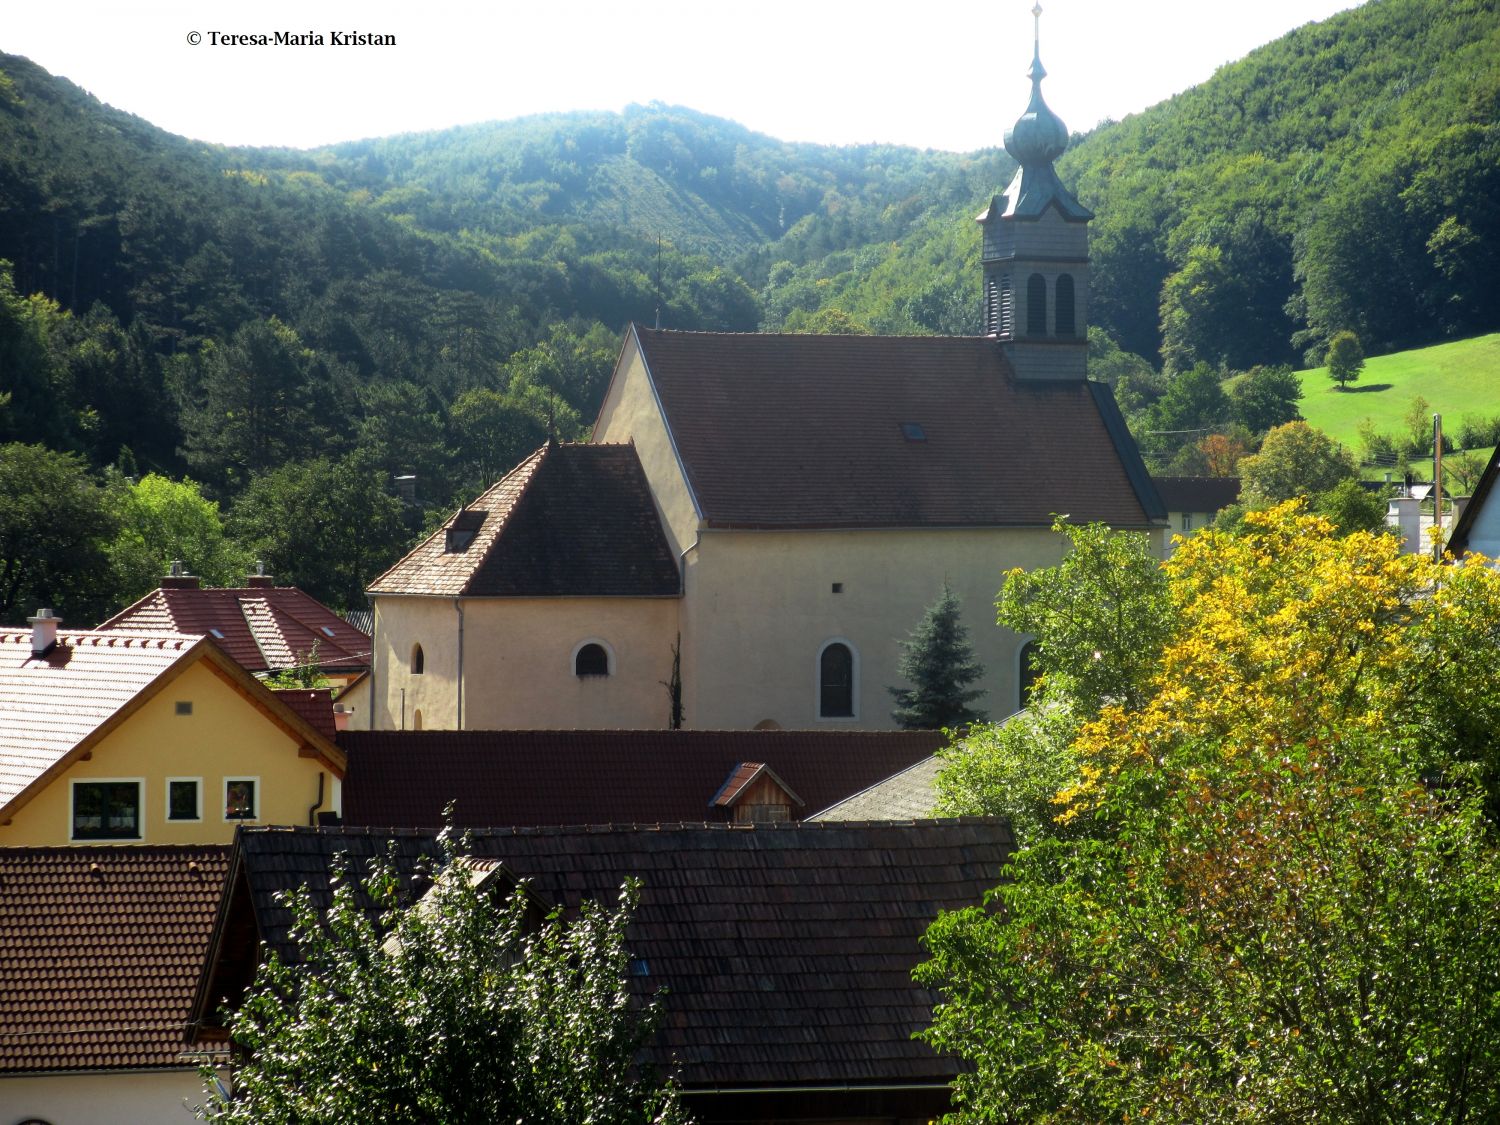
175, 700, 193, 716
167, 778, 202, 821
224, 778, 258, 821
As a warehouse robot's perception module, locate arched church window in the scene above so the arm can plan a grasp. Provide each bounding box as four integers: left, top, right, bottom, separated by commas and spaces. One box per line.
575, 642, 610, 677
411, 643, 424, 675
1027, 274, 1048, 336
818, 641, 855, 718
1018, 640, 1041, 710
1056, 274, 1076, 337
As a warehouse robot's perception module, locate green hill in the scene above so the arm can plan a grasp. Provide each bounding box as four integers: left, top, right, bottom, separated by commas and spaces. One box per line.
1296, 332, 1500, 473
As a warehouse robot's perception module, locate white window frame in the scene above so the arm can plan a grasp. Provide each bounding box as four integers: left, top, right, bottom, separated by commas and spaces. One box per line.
570, 637, 616, 678
223, 776, 261, 823
165, 776, 203, 822
69, 777, 145, 843
814, 638, 860, 721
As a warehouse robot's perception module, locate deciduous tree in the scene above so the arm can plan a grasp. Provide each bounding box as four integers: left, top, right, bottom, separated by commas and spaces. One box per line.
1325, 329, 1365, 389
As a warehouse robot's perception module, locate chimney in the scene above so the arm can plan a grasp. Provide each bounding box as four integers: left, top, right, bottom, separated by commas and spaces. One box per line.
394, 474, 417, 506
161, 560, 201, 589
28, 608, 61, 656
245, 560, 274, 589
1387, 496, 1421, 554
333, 702, 352, 732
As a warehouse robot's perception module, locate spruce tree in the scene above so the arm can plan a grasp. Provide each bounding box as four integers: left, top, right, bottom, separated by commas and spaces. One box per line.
889, 582, 988, 729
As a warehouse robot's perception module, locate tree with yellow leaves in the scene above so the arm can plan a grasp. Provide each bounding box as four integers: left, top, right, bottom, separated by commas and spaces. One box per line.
922, 505, 1500, 1123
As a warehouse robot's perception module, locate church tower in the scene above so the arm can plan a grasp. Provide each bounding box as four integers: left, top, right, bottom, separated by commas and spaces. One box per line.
978, 3, 1093, 380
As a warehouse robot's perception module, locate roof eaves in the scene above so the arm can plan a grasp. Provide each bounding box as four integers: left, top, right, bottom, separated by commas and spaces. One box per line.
1087, 380, 1167, 524
196, 644, 347, 775
1450, 444, 1500, 556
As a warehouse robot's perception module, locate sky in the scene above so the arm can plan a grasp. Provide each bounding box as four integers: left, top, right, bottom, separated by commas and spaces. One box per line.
4, 1, 1364, 153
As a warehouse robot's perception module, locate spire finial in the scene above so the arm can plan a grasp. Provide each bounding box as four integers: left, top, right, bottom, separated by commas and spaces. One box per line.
1033, 1, 1043, 45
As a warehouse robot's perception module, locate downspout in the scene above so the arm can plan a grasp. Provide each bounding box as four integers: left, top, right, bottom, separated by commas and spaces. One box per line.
454, 597, 465, 730
307, 771, 326, 826
367, 594, 378, 730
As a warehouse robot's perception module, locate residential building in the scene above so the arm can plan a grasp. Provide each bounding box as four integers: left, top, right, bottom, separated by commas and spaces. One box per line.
0, 613, 345, 846
1153, 476, 1242, 555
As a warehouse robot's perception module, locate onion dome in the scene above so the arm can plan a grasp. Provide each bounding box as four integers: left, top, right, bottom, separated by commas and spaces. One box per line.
1004, 44, 1069, 166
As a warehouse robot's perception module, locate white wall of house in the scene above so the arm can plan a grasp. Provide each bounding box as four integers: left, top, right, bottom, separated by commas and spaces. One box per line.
1, 1069, 206, 1124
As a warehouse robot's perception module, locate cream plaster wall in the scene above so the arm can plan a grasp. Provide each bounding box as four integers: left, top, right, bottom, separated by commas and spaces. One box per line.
0, 660, 337, 847
372, 594, 680, 730
592, 331, 701, 558
1, 1069, 207, 1124
1464, 491, 1500, 558
679, 526, 1070, 730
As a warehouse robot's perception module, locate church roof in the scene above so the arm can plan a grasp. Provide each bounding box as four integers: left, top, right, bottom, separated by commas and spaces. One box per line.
369, 442, 680, 598
630, 328, 1162, 529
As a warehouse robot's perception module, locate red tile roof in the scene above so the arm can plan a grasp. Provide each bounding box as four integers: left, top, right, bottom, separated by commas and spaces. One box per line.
216, 821, 1013, 1090
97, 584, 371, 674
628, 327, 1163, 528
271, 689, 337, 742
0, 844, 231, 1073
0, 631, 200, 810
339, 729, 945, 828
369, 442, 681, 598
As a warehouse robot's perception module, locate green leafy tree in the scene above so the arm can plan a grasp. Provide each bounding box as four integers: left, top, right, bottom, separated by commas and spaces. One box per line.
888, 582, 987, 729
1326, 329, 1365, 389
0, 442, 120, 623
920, 506, 1500, 1123
1238, 420, 1357, 504
227, 453, 408, 610
107, 472, 253, 603
1229, 364, 1303, 435
201, 834, 685, 1125
1314, 476, 1390, 536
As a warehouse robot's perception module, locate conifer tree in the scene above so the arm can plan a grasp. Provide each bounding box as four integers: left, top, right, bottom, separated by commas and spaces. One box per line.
889, 582, 987, 729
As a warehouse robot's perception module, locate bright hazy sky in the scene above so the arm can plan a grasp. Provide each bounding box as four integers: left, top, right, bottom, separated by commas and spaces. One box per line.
5, 1, 1363, 152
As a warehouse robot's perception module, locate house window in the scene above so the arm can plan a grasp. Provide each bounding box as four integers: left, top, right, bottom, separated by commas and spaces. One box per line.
1056, 274, 1076, 336
72, 781, 142, 841
1027, 273, 1048, 336
411, 644, 424, 675
575, 642, 610, 677
818, 641, 855, 718
224, 778, 259, 821
1181, 511, 1194, 534
167, 778, 202, 822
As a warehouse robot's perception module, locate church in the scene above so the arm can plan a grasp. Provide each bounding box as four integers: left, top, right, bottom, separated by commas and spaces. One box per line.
365, 16, 1166, 732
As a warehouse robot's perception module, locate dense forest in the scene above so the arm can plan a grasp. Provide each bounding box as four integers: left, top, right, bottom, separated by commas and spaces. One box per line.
0, 0, 1496, 622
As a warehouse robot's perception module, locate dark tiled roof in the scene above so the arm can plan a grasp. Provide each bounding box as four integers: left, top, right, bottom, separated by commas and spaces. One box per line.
223, 821, 1013, 1089
0, 845, 230, 1073
1152, 475, 1242, 513
629, 328, 1161, 528
97, 584, 371, 674
369, 442, 681, 598
339, 729, 945, 829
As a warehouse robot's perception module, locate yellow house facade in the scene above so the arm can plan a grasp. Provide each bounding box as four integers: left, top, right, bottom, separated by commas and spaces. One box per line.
0, 617, 344, 847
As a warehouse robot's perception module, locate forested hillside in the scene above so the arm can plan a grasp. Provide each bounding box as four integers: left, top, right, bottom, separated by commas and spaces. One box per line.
0, 0, 1497, 623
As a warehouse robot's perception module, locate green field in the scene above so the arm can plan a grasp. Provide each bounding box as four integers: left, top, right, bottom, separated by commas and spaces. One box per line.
1295, 333, 1500, 456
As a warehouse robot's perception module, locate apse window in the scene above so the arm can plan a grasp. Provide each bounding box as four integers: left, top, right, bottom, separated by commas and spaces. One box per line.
72, 781, 142, 841
411, 643, 425, 675
224, 778, 259, 821
575, 642, 610, 677
167, 778, 202, 821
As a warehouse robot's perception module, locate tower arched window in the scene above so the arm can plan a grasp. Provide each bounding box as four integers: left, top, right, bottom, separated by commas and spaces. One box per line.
411, 643, 424, 676
818, 641, 855, 719
1027, 274, 1048, 336
1056, 274, 1076, 337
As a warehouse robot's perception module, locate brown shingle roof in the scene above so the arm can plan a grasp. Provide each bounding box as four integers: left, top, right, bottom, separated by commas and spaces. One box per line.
217, 821, 1013, 1089
1152, 475, 1242, 513
0, 844, 230, 1074
369, 442, 680, 598
339, 729, 944, 829
0, 631, 199, 810
97, 584, 371, 674
629, 327, 1163, 528
271, 688, 337, 742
